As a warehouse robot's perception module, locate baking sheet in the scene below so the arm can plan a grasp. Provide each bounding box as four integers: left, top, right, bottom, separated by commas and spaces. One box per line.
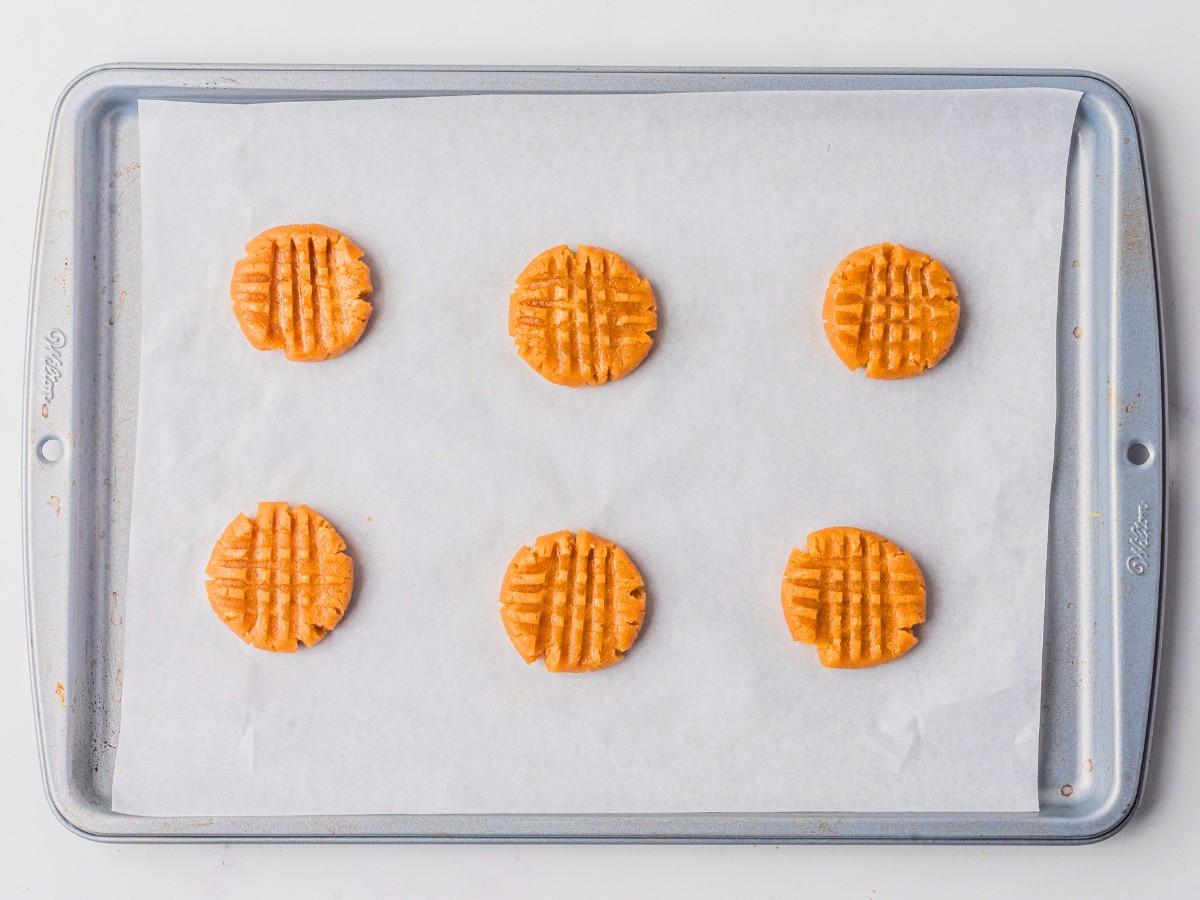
112, 88, 1080, 816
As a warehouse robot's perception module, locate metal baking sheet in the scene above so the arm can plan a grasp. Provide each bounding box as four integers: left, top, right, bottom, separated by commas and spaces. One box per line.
22, 66, 1166, 843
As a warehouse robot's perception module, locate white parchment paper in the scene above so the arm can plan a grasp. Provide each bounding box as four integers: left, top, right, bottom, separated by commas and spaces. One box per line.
113, 88, 1080, 815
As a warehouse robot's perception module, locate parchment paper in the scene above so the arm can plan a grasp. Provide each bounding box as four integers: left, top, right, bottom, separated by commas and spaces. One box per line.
113, 88, 1080, 815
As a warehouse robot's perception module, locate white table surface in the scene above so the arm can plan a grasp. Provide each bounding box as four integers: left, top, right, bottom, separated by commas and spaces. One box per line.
1, 1, 1194, 896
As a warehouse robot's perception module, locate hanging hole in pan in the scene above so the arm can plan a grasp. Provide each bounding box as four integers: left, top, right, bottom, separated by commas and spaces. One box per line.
37, 436, 64, 463
1126, 441, 1152, 466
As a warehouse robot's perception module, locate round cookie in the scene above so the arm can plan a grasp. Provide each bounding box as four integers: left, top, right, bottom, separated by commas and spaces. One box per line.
781, 527, 926, 668
508, 245, 657, 387
822, 243, 959, 379
230, 224, 372, 362
499, 529, 646, 672
206, 502, 354, 652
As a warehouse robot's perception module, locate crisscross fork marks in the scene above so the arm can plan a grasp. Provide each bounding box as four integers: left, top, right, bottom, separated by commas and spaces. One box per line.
500, 529, 646, 672
823, 243, 960, 379
206, 502, 354, 652
781, 527, 926, 668
509, 245, 657, 387
231, 224, 373, 362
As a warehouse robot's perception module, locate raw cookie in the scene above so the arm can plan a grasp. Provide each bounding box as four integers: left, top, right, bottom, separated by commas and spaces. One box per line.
500, 529, 646, 672
823, 243, 959, 379
230, 224, 372, 361
206, 502, 354, 652
509, 245, 657, 386
781, 526, 926, 668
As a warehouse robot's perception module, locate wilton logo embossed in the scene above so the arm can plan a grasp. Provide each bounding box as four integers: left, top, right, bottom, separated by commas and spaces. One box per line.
1126, 502, 1152, 576
42, 329, 65, 403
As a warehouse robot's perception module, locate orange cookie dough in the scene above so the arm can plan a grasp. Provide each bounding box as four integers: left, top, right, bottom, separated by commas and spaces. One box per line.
230, 224, 372, 361
509, 245, 657, 387
822, 243, 959, 379
499, 529, 646, 672
781, 527, 926, 668
206, 502, 354, 652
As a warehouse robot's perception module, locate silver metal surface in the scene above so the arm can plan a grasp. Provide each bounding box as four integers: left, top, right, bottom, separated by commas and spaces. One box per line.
22, 66, 1166, 843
